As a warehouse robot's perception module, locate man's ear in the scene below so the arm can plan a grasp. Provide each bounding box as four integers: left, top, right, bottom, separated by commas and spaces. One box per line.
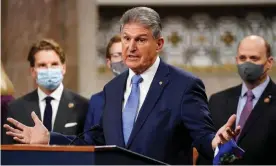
106, 59, 111, 69
61, 63, 66, 75
31, 67, 36, 78
267, 56, 274, 69
235, 55, 239, 64
156, 37, 164, 53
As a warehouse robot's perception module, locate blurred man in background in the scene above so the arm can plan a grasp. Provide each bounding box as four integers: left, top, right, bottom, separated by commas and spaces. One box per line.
3, 39, 89, 144
106, 35, 129, 77
83, 35, 128, 144
209, 35, 276, 164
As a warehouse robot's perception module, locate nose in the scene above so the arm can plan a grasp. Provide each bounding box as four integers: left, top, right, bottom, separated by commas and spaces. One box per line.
46, 64, 52, 68
245, 59, 254, 63
128, 39, 137, 53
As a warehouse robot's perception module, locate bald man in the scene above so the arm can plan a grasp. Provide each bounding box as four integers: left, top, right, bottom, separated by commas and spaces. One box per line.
206, 35, 276, 164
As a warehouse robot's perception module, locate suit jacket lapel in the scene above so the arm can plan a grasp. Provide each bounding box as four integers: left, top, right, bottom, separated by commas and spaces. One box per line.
53, 89, 74, 132
26, 90, 41, 121
238, 80, 274, 143
126, 60, 170, 148
226, 85, 241, 130
107, 71, 128, 147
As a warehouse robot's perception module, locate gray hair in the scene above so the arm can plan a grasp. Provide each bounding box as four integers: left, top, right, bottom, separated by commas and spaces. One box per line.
119, 7, 162, 39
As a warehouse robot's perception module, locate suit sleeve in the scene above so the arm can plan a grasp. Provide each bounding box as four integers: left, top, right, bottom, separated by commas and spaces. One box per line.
50, 94, 105, 146
49, 132, 77, 145
49, 96, 95, 145
1, 96, 13, 144
75, 97, 89, 135
82, 95, 96, 144
49, 127, 105, 146
2, 103, 16, 144
208, 94, 216, 114
181, 77, 216, 159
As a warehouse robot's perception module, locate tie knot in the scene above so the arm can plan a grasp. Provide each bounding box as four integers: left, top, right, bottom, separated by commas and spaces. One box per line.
131, 75, 143, 84
45, 96, 54, 103
246, 90, 254, 100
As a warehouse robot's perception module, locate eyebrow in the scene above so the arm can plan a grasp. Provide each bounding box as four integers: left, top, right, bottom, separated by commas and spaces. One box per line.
239, 55, 260, 58
37, 61, 59, 64
122, 33, 148, 38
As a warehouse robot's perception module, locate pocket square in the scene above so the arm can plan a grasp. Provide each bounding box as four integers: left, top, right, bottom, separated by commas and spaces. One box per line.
213, 139, 245, 165
64, 122, 78, 128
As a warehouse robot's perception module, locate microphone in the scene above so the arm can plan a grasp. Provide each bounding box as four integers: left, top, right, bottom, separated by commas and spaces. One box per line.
69, 125, 104, 145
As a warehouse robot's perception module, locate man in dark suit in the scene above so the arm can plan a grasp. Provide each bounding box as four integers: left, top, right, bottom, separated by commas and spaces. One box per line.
3, 39, 88, 144
208, 35, 276, 164
4, 7, 239, 164
84, 35, 127, 143
85, 35, 127, 127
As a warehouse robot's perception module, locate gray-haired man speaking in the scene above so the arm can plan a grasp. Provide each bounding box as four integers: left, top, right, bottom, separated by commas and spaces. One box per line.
4, 7, 240, 164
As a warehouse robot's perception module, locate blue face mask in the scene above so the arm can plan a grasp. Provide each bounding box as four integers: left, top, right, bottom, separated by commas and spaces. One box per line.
36, 68, 63, 90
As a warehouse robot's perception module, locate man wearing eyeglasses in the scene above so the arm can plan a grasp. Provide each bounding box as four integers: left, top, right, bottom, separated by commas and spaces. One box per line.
82, 35, 128, 144
106, 35, 129, 77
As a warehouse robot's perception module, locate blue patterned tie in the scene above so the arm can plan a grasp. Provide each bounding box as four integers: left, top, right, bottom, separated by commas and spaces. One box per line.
122, 75, 143, 144
44, 96, 53, 131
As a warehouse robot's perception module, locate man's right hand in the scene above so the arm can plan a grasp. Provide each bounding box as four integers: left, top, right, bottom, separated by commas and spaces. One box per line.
3, 111, 50, 144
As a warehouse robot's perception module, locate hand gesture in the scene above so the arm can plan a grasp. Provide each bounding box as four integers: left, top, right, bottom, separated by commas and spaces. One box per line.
3, 111, 50, 144
212, 114, 241, 149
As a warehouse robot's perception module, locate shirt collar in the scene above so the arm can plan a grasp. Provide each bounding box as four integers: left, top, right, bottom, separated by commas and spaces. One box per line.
37, 83, 64, 101
241, 76, 270, 99
128, 56, 160, 85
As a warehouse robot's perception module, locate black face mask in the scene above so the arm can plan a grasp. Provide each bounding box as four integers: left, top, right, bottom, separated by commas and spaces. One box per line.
110, 61, 128, 76
237, 62, 266, 83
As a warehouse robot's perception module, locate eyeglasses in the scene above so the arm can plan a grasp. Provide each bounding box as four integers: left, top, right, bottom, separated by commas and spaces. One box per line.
110, 52, 122, 58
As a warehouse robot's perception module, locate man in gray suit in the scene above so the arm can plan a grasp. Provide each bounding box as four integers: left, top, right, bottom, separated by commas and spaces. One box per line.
3, 39, 88, 144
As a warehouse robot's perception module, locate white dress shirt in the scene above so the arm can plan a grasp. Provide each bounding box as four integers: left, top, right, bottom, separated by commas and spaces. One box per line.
122, 56, 160, 118
235, 76, 270, 126
37, 83, 64, 130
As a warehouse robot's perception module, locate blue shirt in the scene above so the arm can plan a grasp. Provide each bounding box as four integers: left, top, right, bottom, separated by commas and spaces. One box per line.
236, 76, 270, 126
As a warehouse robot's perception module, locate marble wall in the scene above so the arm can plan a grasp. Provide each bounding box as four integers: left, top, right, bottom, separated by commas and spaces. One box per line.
96, 5, 276, 97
